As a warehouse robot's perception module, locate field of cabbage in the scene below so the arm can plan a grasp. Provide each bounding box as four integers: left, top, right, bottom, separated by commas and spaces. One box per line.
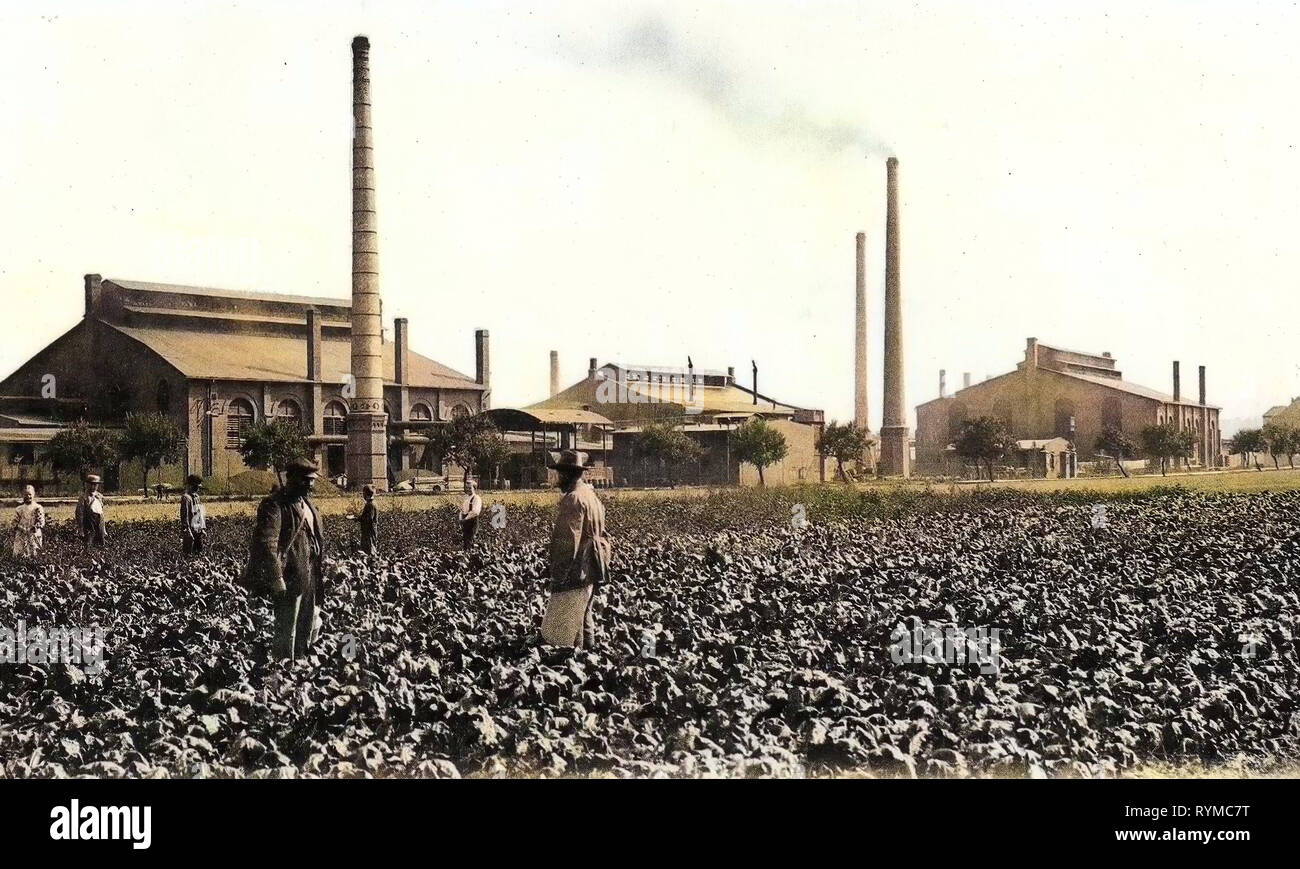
2, 486, 1298, 778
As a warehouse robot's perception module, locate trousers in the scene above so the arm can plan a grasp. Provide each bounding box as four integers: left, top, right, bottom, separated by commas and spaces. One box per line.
272, 591, 321, 660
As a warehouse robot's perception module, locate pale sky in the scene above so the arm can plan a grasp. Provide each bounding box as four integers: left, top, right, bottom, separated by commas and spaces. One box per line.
3, 0, 1298, 435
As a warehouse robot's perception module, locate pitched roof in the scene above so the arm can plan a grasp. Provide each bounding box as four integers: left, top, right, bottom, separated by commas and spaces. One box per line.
1054, 369, 1218, 408
108, 279, 349, 311
107, 323, 481, 390
527, 373, 801, 420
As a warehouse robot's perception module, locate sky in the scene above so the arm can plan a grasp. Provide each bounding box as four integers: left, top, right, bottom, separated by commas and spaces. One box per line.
2, 0, 1298, 435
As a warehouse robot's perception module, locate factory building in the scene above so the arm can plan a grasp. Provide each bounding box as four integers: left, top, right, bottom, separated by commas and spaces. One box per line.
0, 275, 487, 488
915, 338, 1221, 475
512, 358, 826, 486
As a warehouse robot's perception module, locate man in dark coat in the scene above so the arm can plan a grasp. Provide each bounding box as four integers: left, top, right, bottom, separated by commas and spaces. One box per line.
356, 484, 378, 555
180, 474, 206, 555
242, 457, 325, 660
74, 474, 107, 551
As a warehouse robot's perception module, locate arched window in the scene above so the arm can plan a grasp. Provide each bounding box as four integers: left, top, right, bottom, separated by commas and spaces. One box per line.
275, 398, 303, 430
226, 398, 255, 449
323, 400, 347, 436
1054, 398, 1076, 439
410, 402, 433, 421
155, 379, 171, 413
451, 403, 471, 420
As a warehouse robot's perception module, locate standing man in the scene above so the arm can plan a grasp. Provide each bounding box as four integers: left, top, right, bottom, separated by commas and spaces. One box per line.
180, 474, 206, 555
459, 477, 482, 551
356, 484, 378, 555
540, 450, 611, 649
242, 457, 326, 661
74, 474, 106, 551
11, 485, 45, 559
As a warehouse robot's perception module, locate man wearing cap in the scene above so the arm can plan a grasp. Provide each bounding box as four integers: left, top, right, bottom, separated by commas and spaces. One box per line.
540, 450, 611, 648
242, 456, 326, 660
180, 474, 206, 555
74, 474, 107, 551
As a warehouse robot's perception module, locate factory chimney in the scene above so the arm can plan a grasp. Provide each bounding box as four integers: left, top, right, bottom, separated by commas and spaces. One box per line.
963, 372, 971, 389
752, 360, 758, 405
727, 366, 735, 385
854, 231, 869, 430
1172, 360, 1181, 403
549, 351, 560, 397
475, 329, 490, 408
688, 356, 695, 403
588, 357, 598, 379
347, 34, 388, 491
84, 274, 103, 318
879, 157, 910, 477
939, 369, 946, 399
394, 318, 409, 385
1198, 365, 1206, 406
307, 309, 322, 381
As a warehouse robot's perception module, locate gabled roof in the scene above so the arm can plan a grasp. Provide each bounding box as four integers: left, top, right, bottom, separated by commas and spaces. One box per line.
108, 279, 349, 311
107, 323, 481, 390
528, 370, 802, 420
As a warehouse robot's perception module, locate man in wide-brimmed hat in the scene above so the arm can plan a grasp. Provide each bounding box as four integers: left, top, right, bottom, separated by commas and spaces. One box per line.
180, 474, 206, 555
74, 474, 106, 551
242, 456, 326, 660
540, 450, 611, 648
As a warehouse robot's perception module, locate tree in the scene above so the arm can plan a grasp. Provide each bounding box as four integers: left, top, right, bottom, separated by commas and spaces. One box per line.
818, 421, 870, 481
1139, 423, 1192, 476
237, 418, 308, 486
1231, 428, 1266, 470
471, 427, 512, 485
729, 417, 788, 486
429, 413, 505, 479
118, 411, 183, 496
42, 420, 118, 484
634, 422, 705, 485
953, 416, 1011, 481
1262, 421, 1298, 469
1094, 425, 1137, 478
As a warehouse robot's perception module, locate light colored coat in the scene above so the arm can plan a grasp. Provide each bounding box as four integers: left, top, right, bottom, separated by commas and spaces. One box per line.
548, 480, 610, 593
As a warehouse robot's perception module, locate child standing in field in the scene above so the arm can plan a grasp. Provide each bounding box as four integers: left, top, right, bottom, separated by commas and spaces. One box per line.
11, 485, 44, 559
354, 484, 378, 555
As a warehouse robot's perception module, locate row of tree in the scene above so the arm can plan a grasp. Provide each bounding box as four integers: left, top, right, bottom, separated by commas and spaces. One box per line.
629, 418, 790, 485
1230, 421, 1300, 469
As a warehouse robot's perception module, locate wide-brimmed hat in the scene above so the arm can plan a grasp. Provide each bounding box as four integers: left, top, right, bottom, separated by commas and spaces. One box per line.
186, 474, 203, 487
84, 474, 101, 484
284, 456, 320, 477
548, 449, 591, 472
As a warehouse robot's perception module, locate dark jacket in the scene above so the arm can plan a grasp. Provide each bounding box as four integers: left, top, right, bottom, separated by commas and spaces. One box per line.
359, 501, 377, 553
242, 491, 324, 599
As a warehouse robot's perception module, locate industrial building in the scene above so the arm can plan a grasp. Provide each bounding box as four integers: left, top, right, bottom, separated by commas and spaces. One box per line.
0, 275, 487, 487
915, 339, 1221, 475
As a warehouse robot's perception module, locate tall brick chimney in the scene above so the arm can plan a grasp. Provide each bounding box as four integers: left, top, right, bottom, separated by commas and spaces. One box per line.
476, 329, 490, 408
307, 309, 322, 380
854, 231, 869, 431
346, 34, 388, 491
727, 365, 735, 385
84, 274, 103, 318
1172, 360, 1181, 403
1198, 364, 1206, 406
549, 351, 559, 397
393, 318, 409, 385
879, 157, 910, 477
588, 357, 597, 379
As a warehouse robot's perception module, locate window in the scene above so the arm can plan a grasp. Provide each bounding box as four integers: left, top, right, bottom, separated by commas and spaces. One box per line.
410, 402, 433, 421
226, 398, 255, 449
275, 398, 303, 430
451, 403, 471, 420
324, 400, 347, 436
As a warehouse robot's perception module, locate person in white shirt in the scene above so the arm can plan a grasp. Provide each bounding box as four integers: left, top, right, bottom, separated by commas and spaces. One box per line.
74, 474, 106, 551
459, 478, 482, 551
12, 485, 45, 559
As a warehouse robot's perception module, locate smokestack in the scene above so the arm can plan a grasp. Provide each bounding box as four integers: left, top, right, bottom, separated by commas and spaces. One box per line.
84, 274, 103, 318
474, 329, 490, 408
346, 35, 388, 491
727, 365, 735, 384
688, 356, 695, 403
939, 369, 946, 399
1198, 365, 1206, 406
394, 318, 409, 385
549, 350, 559, 397
752, 360, 758, 405
307, 310, 322, 381
1172, 360, 1181, 403
880, 157, 910, 477
588, 357, 597, 379
963, 372, 971, 389
854, 231, 869, 430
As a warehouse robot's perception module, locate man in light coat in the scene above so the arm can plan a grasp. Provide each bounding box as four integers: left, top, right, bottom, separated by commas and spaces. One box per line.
241, 457, 325, 660
540, 450, 611, 649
